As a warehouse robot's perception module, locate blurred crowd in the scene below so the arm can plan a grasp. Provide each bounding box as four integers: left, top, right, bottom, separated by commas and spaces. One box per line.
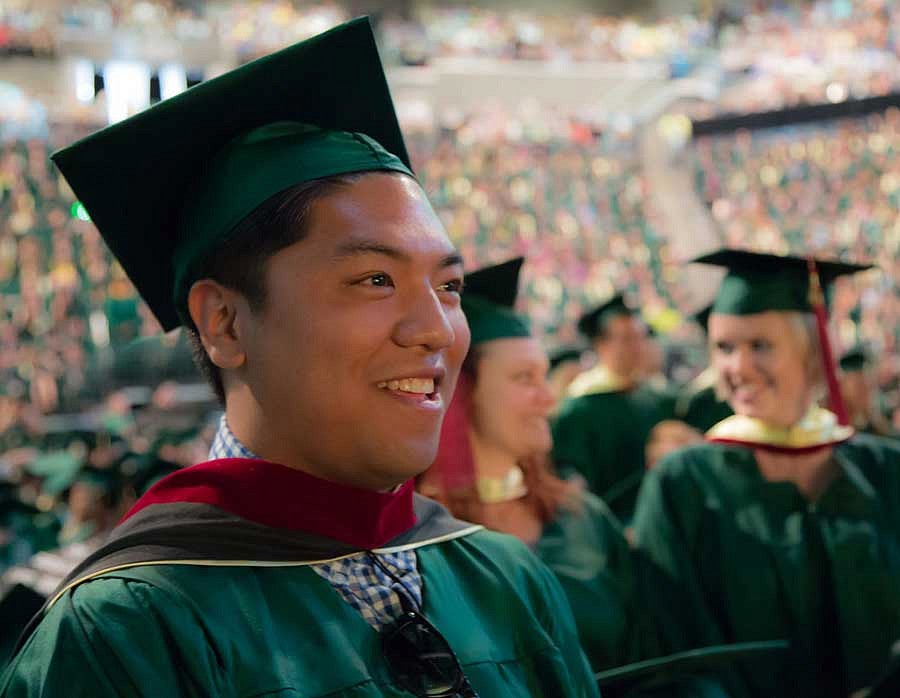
693, 0, 900, 118
379, 8, 709, 65
694, 109, 899, 353
0, 1, 709, 65
0, 391, 217, 575
0, 125, 220, 584
3, 0, 898, 98
5, 0, 900, 126
0, 129, 193, 415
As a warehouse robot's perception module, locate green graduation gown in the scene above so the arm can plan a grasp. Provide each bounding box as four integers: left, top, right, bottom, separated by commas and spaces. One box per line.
553, 384, 674, 521
632, 435, 900, 698
536, 491, 642, 671
2, 457, 600, 697
676, 385, 733, 435
2, 532, 598, 697
536, 491, 735, 698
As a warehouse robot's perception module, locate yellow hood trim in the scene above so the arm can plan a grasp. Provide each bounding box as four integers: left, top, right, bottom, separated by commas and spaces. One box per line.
706, 407, 854, 451
44, 525, 484, 612
567, 365, 631, 398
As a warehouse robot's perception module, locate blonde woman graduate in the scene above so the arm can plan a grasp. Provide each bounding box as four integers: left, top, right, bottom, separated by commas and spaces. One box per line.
632, 250, 900, 698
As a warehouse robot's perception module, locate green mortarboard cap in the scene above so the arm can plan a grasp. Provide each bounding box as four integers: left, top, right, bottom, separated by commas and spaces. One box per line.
577, 294, 634, 339
548, 346, 584, 371
51, 17, 413, 331
692, 250, 872, 316
595, 641, 789, 698
462, 257, 531, 346
839, 344, 870, 372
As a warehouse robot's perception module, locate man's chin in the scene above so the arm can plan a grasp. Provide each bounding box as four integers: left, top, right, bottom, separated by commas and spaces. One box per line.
367, 445, 438, 490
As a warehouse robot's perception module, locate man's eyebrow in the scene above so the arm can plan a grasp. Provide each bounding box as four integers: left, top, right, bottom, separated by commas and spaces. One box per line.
331, 240, 410, 262
440, 252, 465, 269
331, 240, 465, 270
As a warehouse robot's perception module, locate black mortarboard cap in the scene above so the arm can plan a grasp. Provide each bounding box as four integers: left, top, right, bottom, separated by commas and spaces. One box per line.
692, 304, 713, 335
577, 294, 634, 339
548, 346, 584, 371
691, 250, 872, 315
463, 257, 524, 308
462, 258, 531, 345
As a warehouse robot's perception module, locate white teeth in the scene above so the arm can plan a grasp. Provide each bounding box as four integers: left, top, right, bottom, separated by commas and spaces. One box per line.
378, 378, 435, 394
402, 378, 434, 394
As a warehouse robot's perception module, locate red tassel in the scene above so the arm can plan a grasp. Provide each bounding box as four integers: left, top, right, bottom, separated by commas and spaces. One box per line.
807, 259, 849, 425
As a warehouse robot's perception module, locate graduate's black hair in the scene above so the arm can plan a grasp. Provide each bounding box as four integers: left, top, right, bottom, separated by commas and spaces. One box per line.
183, 172, 369, 406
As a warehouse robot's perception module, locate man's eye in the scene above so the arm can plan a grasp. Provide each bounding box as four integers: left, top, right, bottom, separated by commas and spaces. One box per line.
437, 278, 464, 294
715, 341, 734, 354
362, 273, 393, 288
751, 339, 772, 352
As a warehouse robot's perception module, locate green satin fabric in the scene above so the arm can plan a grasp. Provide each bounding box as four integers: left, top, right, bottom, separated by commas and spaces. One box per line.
632, 435, 900, 698
678, 385, 733, 435
536, 491, 643, 671
1, 530, 599, 697
552, 386, 675, 521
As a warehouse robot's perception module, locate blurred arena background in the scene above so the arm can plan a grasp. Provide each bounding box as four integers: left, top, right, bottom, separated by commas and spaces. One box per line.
0, 0, 897, 638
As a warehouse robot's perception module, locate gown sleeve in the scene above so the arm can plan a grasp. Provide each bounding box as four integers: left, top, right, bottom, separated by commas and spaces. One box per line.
529, 551, 603, 698
552, 399, 598, 487
537, 492, 645, 669
1, 575, 232, 698
630, 455, 726, 654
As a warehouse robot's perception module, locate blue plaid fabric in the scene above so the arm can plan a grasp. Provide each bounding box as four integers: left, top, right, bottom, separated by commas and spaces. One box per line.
209, 415, 256, 460
208, 415, 422, 629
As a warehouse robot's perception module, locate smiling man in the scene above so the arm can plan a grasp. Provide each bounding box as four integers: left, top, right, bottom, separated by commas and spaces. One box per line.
1, 19, 598, 698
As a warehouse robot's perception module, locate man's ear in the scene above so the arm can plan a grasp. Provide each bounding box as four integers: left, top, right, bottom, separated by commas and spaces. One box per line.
187, 280, 247, 370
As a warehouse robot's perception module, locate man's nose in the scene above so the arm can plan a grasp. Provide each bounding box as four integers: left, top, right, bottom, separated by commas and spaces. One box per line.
393, 286, 457, 351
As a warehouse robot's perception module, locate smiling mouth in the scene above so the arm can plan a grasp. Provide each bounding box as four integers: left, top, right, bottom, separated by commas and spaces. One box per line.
376, 377, 439, 402
731, 384, 762, 401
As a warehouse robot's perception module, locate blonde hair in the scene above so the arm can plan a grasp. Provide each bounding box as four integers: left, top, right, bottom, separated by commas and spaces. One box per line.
789, 312, 825, 395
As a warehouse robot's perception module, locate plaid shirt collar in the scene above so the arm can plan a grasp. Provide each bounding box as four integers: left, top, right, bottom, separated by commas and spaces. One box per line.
208, 414, 257, 461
